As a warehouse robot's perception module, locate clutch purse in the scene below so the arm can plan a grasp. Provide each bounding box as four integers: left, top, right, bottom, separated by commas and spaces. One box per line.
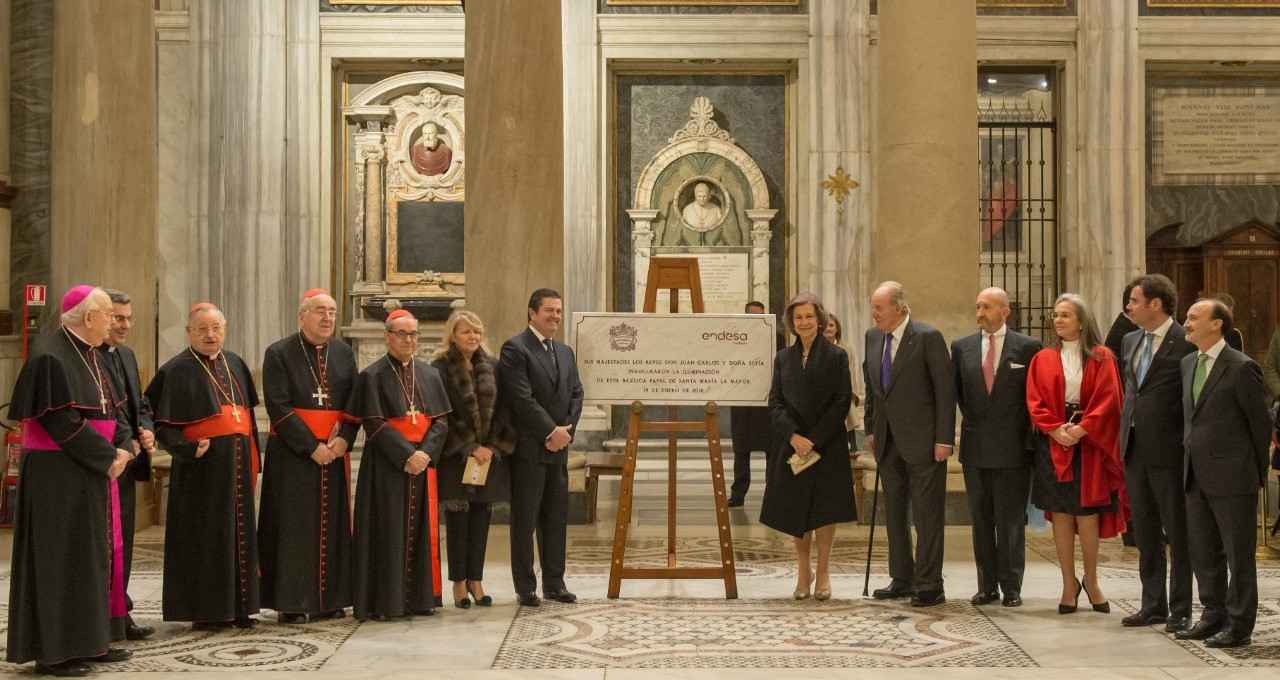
462, 455, 491, 486
788, 450, 821, 475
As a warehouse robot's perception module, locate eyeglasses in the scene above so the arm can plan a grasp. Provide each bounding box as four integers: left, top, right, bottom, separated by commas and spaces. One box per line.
388, 330, 420, 340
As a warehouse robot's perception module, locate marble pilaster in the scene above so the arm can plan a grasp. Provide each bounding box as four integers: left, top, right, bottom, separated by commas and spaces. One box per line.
807, 0, 872, 353
356, 131, 386, 283
561, 0, 602, 342
7, 0, 52, 317
875, 0, 978, 343
156, 0, 330, 368
464, 0, 565, 346
49, 0, 158, 372
0, 0, 11, 316
1077, 0, 1143, 326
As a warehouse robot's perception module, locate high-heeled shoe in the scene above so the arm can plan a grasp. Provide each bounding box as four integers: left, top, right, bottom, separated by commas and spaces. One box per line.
1081, 580, 1110, 613
1058, 578, 1082, 615
794, 570, 814, 600
814, 585, 832, 601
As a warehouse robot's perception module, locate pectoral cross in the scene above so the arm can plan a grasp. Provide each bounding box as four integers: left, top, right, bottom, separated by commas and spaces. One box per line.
312, 387, 329, 406
231, 405, 242, 423
406, 404, 420, 424
100, 395, 109, 415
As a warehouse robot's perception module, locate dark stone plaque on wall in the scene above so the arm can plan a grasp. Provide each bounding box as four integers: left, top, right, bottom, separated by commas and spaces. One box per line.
395, 201, 464, 274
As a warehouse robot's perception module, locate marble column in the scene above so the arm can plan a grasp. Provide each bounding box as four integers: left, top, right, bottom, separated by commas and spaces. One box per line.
7, 0, 52, 317
49, 0, 158, 372
356, 131, 386, 283
465, 0, 564, 345
155, 0, 328, 368
0, 0, 11, 326
1077, 0, 1143, 324
808, 0, 872, 354
875, 0, 978, 343
561, 0, 601, 343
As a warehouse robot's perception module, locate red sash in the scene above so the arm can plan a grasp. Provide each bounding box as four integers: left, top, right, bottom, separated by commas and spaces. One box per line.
182, 405, 261, 486
288, 408, 357, 532
386, 414, 432, 444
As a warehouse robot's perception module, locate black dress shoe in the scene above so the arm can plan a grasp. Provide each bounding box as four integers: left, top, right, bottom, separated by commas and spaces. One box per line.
454, 596, 472, 610
727, 498, 745, 508
192, 621, 231, 631
1165, 615, 1191, 633
412, 607, 436, 616
323, 609, 346, 620
1122, 609, 1167, 627
232, 617, 258, 629
125, 622, 155, 640
872, 583, 913, 600
1175, 618, 1225, 641
1002, 594, 1023, 608
517, 592, 541, 607
278, 612, 308, 624
35, 661, 93, 677
911, 590, 946, 607
472, 595, 494, 607
970, 590, 1000, 606
544, 589, 578, 604
87, 648, 132, 663
1204, 629, 1251, 648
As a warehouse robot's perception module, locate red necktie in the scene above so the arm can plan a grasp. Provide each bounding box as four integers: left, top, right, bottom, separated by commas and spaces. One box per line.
982, 333, 997, 394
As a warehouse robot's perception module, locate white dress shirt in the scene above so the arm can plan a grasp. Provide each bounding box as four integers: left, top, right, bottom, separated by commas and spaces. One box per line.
981, 324, 1007, 376
1197, 337, 1228, 376
1061, 340, 1083, 403
1132, 315, 1174, 366
887, 314, 910, 363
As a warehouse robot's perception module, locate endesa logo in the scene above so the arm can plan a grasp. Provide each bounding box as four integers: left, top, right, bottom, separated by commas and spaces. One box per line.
701, 329, 750, 345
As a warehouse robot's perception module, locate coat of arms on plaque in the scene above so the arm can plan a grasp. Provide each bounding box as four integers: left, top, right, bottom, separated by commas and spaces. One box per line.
609, 323, 639, 352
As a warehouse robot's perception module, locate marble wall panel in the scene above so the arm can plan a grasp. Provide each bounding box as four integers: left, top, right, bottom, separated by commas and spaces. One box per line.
614, 74, 787, 315
1140, 0, 1280, 17
7, 0, 52, 319
320, 1, 462, 13
598, 0, 806, 14
870, 0, 1076, 15
1145, 74, 1280, 244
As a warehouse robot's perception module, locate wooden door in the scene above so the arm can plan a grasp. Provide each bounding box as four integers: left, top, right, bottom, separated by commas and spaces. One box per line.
1224, 258, 1278, 362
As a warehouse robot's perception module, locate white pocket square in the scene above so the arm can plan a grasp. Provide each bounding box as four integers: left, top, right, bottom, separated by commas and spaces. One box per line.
1009, 362, 1026, 369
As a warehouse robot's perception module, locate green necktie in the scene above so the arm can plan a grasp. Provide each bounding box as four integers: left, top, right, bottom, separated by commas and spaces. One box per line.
1191, 353, 1209, 403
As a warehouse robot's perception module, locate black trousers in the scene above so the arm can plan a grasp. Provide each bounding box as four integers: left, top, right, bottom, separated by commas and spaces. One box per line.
879, 438, 948, 593
730, 439, 762, 502
962, 464, 1030, 596
509, 458, 568, 596
1125, 452, 1192, 618
1185, 476, 1258, 636
445, 503, 492, 582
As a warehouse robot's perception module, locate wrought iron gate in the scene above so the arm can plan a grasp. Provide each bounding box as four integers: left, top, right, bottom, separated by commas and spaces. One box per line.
978, 100, 1059, 342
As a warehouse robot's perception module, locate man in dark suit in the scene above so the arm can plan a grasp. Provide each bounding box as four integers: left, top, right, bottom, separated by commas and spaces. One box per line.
1105, 282, 1140, 377
863, 281, 956, 607
1175, 299, 1272, 648
102, 289, 157, 641
1117, 274, 1196, 633
728, 300, 786, 507
952, 287, 1041, 608
500, 288, 584, 608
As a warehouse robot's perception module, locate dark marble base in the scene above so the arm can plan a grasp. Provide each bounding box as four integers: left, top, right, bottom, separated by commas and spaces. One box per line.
360, 296, 461, 322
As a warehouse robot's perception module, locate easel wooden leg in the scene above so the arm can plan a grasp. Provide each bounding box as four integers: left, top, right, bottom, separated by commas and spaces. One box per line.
608, 402, 644, 599
705, 403, 738, 599
667, 405, 678, 568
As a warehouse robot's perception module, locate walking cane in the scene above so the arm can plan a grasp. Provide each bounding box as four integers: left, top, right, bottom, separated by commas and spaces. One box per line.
862, 465, 881, 597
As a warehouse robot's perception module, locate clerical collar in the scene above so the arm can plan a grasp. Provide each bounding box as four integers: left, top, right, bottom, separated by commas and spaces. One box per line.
63, 326, 94, 350
190, 346, 222, 363
299, 331, 328, 349
389, 353, 413, 368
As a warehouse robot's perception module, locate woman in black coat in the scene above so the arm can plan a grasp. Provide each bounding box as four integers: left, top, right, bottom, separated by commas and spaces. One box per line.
760, 292, 855, 601
430, 310, 516, 609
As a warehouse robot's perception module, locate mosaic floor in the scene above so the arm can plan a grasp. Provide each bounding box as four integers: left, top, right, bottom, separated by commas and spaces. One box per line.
0, 523, 1277, 679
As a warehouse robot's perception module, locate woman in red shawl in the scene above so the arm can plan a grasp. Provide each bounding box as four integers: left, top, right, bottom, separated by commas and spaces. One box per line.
1027, 293, 1127, 615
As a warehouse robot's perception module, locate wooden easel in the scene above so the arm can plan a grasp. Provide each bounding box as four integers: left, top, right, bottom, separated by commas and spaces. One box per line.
607, 258, 738, 599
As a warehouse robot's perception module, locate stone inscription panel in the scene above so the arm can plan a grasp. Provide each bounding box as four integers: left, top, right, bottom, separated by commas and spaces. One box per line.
1153, 88, 1280, 185
651, 252, 750, 314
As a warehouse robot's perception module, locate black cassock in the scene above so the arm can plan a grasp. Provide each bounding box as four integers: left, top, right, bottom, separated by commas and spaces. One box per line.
146, 348, 262, 623
348, 355, 450, 619
102, 343, 155, 638
6, 331, 125, 665
259, 333, 360, 616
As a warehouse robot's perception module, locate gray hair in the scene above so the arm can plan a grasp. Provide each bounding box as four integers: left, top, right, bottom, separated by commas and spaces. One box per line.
298, 293, 336, 317
187, 304, 227, 327
60, 288, 112, 327
875, 280, 909, 312
103, 288, 131, 305
1052, 292, 1104, 361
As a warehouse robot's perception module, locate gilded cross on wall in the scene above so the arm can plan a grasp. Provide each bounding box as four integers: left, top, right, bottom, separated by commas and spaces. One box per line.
822, 166, 859, 217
